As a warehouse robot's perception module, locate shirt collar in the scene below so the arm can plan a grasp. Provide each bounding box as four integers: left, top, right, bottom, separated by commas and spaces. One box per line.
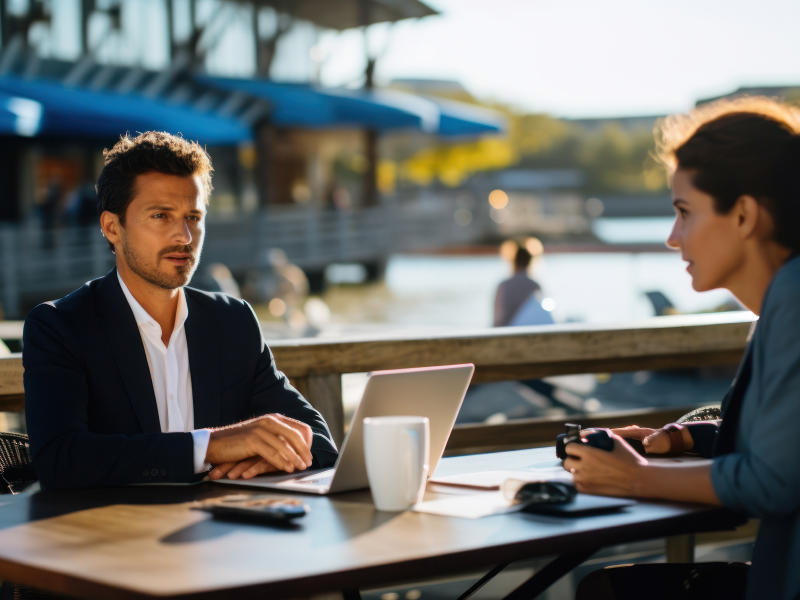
117, 270, 188, 333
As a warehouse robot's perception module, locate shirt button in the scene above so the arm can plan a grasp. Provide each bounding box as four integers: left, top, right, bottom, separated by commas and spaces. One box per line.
161, 469, 167, 476
169, 394, 174, 400
142, 469, 149, 476
151, 468, 159, 477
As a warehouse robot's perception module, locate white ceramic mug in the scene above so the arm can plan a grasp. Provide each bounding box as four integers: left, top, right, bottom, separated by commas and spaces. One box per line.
363, 416, 430, 511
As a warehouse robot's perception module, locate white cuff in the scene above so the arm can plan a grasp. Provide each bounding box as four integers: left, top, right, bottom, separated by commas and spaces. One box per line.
190, 429, 212, 474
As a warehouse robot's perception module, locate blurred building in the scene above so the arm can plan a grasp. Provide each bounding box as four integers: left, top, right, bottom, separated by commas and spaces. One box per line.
0, 1, 511, 317
0, 0, 506, 220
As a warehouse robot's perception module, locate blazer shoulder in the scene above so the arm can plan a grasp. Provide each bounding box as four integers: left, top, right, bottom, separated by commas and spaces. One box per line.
25, 278, 98, 326
184, 287, 255, 322
764, 257, 800, 315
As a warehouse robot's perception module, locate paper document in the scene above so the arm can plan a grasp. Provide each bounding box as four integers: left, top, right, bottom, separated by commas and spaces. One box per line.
414, 491, 522, 519
430, 468, 572, 490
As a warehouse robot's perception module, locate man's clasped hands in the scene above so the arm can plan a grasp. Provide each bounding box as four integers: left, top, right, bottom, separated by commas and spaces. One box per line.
205, 415, 315, 481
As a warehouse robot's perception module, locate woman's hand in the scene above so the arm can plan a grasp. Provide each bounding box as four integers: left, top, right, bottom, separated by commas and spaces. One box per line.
591, 425, 690, 454
563, 434, 649, 497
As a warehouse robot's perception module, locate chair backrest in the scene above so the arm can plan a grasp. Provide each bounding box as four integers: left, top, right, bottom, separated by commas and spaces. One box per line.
676, 406, 722, 423
0, 432, 37, 494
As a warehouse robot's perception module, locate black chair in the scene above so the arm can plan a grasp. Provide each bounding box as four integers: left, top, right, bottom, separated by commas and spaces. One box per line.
0, 432, 37, 495
677, 405, 722, 423
0, 433, 54, 600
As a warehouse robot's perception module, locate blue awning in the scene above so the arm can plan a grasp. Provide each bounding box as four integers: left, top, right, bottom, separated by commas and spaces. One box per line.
0, 76, 251, 145
197, 76, 440, 133
0, 91, 43, 137
431, 97, 506, 137
198, 76, 505, 138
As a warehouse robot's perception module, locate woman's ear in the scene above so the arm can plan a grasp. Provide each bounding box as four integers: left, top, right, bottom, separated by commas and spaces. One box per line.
733, 195, 762, 241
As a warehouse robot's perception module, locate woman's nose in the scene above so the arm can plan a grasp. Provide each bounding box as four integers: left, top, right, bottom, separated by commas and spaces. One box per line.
666, 217, 681, 250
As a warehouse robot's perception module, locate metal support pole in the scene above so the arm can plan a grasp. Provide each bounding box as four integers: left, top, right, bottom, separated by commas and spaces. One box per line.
666, 534, 695, 563
503, 548, 598, 600
1, 224, 20, 319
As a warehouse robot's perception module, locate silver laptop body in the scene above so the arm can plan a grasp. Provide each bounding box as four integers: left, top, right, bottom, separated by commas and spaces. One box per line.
214, 363, 474, 494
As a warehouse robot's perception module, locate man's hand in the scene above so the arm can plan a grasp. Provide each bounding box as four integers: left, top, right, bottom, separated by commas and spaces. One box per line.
205, 415, 314, 479
209, 457, 280, 481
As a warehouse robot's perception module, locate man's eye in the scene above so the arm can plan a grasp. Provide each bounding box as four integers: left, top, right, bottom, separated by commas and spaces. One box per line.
188, 215, 202, 222
153, 213, 166, 219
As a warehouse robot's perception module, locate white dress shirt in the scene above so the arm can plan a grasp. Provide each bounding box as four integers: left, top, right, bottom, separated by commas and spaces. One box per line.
117, 272, 210, 473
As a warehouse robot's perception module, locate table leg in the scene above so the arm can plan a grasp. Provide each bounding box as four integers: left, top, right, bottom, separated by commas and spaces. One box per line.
342, 590, 362, 600
502, 548, 598, 600
666, 534, 695, 563
455, 562, 512, 600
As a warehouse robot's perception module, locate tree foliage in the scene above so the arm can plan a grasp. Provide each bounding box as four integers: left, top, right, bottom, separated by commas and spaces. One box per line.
397, 103, 668, 193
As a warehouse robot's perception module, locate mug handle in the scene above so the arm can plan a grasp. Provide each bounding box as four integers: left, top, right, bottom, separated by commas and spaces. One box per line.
404, 429, 421, 505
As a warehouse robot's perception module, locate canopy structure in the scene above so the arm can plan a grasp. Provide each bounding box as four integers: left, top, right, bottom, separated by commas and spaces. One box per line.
197, 75, 439, 133
431, 97, 506, 137
0, 77, 252, 145
225, 0, 437, 30
198, 76, 504, 137
0, 91, 45, 137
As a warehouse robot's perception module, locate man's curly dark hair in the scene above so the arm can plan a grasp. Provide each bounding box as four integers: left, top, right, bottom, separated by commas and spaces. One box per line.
96, 131, 214, 250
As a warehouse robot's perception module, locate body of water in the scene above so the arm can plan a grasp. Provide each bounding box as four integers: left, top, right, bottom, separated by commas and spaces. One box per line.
320, 251, 739, 332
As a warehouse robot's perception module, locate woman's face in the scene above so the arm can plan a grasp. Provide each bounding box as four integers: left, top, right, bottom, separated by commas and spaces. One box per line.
667, 169, 746, 292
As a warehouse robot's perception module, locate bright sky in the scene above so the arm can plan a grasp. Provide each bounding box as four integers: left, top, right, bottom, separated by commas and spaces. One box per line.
320, 0, 800, 118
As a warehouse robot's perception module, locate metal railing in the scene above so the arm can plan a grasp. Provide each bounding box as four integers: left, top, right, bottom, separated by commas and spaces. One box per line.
1, 311, 754, 452
0, 201, 490, 318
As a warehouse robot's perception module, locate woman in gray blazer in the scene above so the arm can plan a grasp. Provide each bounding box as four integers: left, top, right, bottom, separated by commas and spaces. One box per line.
567, 97, 800, 600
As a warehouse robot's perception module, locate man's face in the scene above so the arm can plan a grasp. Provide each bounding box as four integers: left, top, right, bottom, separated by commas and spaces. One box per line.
114, 172, 206, 290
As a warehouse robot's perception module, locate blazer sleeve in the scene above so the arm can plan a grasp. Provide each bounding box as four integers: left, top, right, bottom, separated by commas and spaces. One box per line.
711, 278, 800, 518
23, 304, 198, 490
240, 302, 339, 468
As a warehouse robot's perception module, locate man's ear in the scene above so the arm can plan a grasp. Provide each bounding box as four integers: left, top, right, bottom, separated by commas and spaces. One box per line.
733, 195, 761, 241
100, 211, 122, 251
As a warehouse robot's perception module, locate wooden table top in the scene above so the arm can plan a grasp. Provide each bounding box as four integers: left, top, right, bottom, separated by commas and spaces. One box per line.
0, 448, 744, 600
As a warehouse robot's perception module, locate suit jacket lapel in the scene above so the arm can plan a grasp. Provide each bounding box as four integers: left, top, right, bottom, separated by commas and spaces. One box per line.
94, 269, 162, 434
184, 290, 222, 430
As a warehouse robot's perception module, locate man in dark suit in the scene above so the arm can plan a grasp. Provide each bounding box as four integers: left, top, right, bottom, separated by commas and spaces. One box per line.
23, 131, 338, 490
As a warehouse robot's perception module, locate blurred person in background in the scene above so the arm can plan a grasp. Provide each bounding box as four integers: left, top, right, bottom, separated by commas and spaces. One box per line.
494, 240, 544, 326
568, 98, 800, 600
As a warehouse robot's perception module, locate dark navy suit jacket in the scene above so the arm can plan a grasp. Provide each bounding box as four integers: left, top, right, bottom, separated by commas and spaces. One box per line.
22, 269, 338, 490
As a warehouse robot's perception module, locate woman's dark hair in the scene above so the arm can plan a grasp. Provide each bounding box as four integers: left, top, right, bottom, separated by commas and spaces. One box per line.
96, 131, 214, 250
656, 97, 800, 252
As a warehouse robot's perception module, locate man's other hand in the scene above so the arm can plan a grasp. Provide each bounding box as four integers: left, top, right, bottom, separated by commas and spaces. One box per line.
209, 457, 279, 480
205, 415, 314, 478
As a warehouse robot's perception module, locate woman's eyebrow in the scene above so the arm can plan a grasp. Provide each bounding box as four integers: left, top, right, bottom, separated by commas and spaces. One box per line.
672, 198, 688, 207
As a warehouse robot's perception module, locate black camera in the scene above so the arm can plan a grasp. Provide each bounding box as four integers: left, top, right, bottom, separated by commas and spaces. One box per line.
555, 423, 615, 460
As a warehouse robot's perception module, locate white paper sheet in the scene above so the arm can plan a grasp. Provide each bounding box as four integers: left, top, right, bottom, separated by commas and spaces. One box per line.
413, 491, 522, 519
429, 468, 572, 490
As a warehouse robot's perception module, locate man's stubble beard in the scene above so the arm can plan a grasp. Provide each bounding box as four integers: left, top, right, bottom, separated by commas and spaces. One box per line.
119, 234, 202, 291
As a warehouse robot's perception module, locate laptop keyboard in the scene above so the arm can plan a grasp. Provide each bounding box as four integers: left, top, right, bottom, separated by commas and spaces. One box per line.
295, 475, 334, 486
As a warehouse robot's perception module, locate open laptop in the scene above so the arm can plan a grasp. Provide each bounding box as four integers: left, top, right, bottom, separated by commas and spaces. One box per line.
214, 363, 474, 494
